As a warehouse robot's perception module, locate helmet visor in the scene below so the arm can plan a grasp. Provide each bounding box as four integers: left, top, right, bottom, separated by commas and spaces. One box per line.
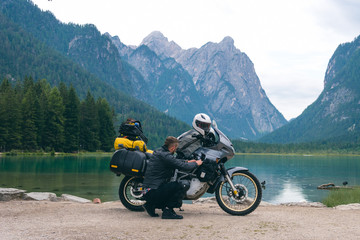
196, 120, 211, 132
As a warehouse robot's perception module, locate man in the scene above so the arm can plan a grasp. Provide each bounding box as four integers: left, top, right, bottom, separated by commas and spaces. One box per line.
176, 113, 215, 159
142, 136, 202, 219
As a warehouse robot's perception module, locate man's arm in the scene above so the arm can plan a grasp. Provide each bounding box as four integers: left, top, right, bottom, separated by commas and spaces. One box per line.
163, 153, 200, 171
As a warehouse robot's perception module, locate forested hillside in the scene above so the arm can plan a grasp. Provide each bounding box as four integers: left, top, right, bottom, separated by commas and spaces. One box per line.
0, 9, 190, 150
0, 78, 115, 152
0, 0, 140, 94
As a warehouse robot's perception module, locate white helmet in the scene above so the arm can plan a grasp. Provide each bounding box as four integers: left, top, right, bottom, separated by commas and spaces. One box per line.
192, 113, 211, 136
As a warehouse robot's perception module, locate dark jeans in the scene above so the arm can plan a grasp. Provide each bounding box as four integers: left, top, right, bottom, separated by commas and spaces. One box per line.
144, 181, 185, 210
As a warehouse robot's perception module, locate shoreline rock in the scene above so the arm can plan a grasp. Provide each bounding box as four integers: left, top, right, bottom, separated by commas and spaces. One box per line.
24, 192, 58, 201
61, 194, 91, 203
280, 201, 326, 208
0, 188, 91, 203
0, 188, 26, 201
335, 203, 360, 210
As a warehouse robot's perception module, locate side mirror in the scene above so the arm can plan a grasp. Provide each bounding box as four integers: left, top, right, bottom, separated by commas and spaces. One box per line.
212, 120, 218, 129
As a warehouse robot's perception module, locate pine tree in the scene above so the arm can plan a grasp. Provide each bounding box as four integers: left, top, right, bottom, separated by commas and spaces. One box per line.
97, 97, 115, 151
43, 87, 64, 151
58, 81, 68, 101
63, 85, 80, 152
21, 78, 38, 150
34, 79, 50, 150
6, 82, 22, 150
79, 91, 100, 151
0, 79, 10, 150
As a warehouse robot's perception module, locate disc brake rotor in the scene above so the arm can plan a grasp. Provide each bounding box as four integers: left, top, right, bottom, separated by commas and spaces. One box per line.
228, 184, 248, 203
129, 182, 143, 198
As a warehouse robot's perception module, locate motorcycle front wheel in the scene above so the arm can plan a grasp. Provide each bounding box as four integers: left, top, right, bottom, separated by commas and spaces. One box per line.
215, 171, 262, 216
119, 176, 145, 211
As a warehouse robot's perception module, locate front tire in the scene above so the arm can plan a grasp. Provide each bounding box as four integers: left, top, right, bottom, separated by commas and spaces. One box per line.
119, 176, 145, 211
215, 171, 262, 215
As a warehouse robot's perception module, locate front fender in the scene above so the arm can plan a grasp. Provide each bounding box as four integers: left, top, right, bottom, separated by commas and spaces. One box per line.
226, 166, 248, 176
207, 166, 248, 194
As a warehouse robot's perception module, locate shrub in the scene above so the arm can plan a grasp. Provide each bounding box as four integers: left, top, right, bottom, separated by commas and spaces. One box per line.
322, 187, 360, 207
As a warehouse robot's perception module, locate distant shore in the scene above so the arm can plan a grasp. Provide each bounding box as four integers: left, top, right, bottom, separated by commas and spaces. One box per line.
2, 150, 360, 157
235, 152, 360, 157
0, 151, 113, 156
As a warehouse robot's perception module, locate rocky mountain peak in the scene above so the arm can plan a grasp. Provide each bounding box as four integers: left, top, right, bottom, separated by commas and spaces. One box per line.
324, 36, 360, 88
220, 36, 234, 46
140, 31, 182, 58
141, 31, 166, 43
141, 32, 287, 138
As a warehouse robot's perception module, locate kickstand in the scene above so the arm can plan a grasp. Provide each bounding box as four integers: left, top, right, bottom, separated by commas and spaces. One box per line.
179, 207, 184, 211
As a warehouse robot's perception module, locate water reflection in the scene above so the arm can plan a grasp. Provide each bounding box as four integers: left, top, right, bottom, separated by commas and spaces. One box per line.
1, 155, 360, 203
270, 182, 307, 204
227, 154, 360, 203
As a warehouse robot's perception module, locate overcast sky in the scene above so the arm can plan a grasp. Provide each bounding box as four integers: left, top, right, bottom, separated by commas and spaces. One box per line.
32, 0, 360, 120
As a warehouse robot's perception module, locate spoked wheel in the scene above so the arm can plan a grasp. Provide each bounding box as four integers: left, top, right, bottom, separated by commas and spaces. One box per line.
119, 176, 145, 211
215, 171, 262, 215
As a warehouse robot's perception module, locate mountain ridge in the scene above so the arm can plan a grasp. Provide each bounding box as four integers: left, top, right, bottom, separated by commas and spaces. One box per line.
2, 0, 287, 140
135, 31, 287, 138
260, 35, 360, 143
0, 0, 190, 148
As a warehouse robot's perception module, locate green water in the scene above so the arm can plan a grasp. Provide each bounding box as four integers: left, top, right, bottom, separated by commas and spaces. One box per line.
1, 154, 359, 203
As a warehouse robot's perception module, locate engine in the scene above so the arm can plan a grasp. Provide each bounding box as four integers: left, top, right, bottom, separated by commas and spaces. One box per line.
185, 178, 209, 200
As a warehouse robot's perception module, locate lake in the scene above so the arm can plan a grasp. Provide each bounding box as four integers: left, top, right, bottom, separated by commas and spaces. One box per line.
1, 154, 359, 204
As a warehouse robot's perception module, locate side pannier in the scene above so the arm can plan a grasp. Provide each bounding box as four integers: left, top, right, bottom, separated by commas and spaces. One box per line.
110, 148, 147, 176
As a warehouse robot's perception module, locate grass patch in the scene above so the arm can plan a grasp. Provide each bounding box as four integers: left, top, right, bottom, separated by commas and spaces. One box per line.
322, 187, 360, 207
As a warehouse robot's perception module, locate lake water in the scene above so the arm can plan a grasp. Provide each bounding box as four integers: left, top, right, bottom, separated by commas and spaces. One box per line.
1, 154, 359, 204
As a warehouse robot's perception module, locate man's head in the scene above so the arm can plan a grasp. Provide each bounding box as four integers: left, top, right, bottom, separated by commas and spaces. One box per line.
164, 136, 179, 153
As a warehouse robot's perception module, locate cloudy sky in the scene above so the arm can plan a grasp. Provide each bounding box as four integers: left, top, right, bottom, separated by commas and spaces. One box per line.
32, 0, 360, 120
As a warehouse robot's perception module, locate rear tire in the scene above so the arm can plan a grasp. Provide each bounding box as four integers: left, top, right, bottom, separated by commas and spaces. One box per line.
215, 171, 262, 215
119, 176, 145, 211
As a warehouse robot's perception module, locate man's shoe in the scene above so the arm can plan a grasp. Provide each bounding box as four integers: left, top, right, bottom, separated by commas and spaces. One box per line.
162, 208, 183, 219
143, 203, 159, 217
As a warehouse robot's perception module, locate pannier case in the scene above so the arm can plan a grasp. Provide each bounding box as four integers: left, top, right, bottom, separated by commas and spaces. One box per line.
110, 149, 147, 176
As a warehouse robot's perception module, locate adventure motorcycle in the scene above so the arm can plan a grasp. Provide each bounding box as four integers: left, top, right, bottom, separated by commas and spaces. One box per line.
110, 120, 262, 216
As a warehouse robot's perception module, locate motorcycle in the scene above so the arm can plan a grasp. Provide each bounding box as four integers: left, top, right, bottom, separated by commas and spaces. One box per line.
111, 120, 262, 216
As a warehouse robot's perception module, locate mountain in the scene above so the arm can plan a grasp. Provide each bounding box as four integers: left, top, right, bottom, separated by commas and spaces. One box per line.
2, 0, 286, 140
109, 34, 205, 124
0, 0, 146, 94
260, 35, 360, 143
138, 31, 287, 139
0, 0, 190, 148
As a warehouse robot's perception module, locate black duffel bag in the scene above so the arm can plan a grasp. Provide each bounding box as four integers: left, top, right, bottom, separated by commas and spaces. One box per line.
196, 161, 218, 182
110, 148, 147, 176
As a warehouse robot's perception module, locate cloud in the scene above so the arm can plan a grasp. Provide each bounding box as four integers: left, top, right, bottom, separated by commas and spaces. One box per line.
309, 0, 360, 37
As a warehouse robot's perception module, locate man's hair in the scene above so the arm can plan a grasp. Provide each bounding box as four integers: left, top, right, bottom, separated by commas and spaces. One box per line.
164, 136, 179, 148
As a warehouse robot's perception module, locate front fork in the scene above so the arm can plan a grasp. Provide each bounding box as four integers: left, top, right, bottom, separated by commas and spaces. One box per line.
220, 163, 239, 197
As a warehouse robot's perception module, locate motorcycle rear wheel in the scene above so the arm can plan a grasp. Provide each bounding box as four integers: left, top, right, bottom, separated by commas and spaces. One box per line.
119, 176, 145, 211
215, 171, 262, 215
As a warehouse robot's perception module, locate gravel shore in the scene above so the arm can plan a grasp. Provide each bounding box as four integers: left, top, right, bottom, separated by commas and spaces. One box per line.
1, 200, 359, 240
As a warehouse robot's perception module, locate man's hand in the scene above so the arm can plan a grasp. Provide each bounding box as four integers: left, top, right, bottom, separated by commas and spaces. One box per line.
188, 159, 202, 166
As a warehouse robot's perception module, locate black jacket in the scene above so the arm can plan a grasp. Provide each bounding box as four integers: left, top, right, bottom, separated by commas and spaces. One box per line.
143, 146, 197, 189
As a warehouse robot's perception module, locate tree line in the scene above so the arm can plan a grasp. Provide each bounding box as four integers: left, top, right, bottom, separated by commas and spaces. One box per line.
0, 77, 115, 152
232, 139, 360, 155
